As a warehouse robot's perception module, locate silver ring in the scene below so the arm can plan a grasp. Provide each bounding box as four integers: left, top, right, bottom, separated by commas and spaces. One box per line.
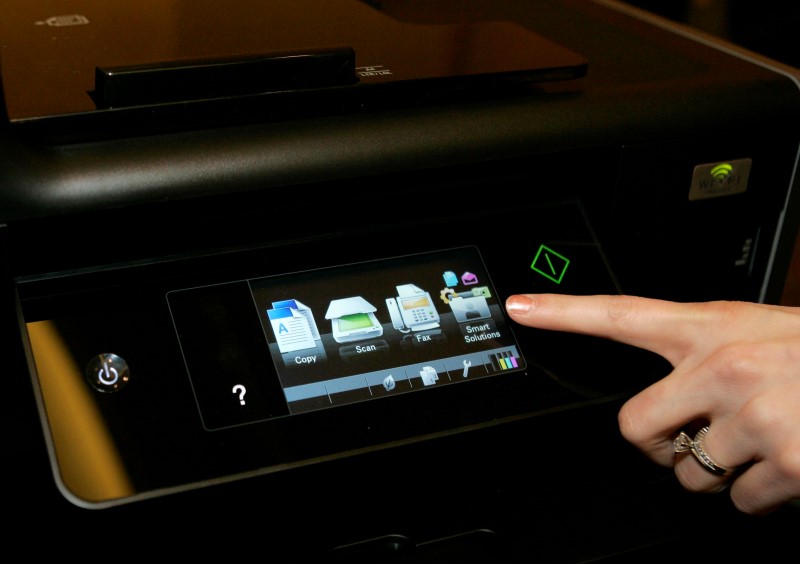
673, 426, 735, 476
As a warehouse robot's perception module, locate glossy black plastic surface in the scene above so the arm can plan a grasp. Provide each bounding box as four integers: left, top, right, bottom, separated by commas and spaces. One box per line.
1, 0, 587, 125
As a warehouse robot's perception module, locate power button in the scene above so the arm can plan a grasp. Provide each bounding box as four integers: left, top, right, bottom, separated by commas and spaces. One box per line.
86, 353, 130, 393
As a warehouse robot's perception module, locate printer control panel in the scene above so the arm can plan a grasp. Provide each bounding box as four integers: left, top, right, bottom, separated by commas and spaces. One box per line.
19, 199, 664, 508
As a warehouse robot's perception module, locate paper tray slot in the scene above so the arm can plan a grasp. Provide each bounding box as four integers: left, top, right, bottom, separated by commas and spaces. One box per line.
94, 47, 358, 108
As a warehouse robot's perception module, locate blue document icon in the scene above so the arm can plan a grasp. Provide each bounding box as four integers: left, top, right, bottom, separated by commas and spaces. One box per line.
267, 299, 320, 353
271, 299, 320, 339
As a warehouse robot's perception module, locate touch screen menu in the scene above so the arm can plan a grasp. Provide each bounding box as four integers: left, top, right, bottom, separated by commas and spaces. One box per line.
168, 246, 526, 430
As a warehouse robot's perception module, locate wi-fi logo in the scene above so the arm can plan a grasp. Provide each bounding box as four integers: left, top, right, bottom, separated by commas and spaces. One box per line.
710, 163, 734, 181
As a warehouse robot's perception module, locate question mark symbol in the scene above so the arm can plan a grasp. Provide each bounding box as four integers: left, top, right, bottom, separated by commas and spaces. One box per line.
232, 384, 247, 405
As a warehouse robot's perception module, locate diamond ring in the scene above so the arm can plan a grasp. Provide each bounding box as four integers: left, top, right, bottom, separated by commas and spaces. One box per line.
673, 426, 735, 476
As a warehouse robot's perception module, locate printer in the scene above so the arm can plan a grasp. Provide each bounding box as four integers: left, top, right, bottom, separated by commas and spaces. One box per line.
2, 0, 799, 560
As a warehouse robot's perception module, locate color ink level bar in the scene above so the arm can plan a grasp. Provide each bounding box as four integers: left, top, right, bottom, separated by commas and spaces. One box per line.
492, 350, 519, 371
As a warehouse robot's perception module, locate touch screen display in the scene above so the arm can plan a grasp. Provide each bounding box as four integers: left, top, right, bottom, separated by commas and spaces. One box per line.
168, 246, 526, 430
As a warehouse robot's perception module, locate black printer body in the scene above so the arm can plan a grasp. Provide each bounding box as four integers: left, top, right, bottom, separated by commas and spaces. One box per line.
2, 0, 800, 560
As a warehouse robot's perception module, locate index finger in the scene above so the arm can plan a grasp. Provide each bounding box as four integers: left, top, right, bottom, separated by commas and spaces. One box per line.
504, 293, 710, 365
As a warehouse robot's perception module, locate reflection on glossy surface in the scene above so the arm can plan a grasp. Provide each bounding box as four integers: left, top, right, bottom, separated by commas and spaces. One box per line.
27, 321, 134, 505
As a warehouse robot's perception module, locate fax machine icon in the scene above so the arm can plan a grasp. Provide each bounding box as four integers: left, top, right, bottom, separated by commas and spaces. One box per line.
386, 283, 440, 333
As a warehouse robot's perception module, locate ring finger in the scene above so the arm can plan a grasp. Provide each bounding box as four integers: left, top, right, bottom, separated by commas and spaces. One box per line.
673, 419, 746, 492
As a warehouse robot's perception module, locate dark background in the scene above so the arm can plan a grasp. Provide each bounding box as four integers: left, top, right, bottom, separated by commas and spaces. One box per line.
623, 1, 800, 69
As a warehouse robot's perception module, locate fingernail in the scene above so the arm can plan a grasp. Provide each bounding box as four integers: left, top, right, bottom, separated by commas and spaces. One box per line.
505, 295, 534, 315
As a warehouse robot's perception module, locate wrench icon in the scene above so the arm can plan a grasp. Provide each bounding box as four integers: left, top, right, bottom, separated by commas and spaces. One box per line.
462, 359, 472, 378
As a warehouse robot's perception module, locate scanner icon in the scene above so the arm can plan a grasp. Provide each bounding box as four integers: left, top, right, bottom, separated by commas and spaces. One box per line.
325, 296, 383, 343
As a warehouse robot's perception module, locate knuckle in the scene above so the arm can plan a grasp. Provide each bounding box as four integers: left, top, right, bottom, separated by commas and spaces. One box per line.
703, 341, 766, 387
617, 389, 660, 446
605, 295, 636, 325
776, 447, 800, 482
707, 298, 743, 314
617, 401, 639, 444
705, 300, 751, 327
738, 394, 782, 433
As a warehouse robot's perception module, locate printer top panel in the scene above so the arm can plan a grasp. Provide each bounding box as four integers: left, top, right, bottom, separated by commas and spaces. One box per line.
0, 0, 587, 121
1, 0, 799, 226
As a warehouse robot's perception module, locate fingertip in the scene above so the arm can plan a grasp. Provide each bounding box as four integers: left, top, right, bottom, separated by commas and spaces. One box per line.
505, 294, 534, 316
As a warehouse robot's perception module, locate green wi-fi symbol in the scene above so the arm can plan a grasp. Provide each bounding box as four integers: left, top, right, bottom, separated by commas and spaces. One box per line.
710, 163, 734, 181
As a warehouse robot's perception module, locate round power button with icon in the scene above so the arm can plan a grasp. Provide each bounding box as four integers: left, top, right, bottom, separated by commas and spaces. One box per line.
86, 353, 131, 393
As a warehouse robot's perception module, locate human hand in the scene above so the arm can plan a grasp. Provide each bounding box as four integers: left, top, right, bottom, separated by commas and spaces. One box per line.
505, 293, 800, 515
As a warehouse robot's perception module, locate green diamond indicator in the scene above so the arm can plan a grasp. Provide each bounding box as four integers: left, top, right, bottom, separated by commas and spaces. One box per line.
531, 245, 570, 284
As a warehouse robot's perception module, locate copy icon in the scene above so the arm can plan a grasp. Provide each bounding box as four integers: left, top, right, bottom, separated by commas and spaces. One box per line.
419, 366, 439, 386
267, 306, 317, 353
271, 299, 320, 339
